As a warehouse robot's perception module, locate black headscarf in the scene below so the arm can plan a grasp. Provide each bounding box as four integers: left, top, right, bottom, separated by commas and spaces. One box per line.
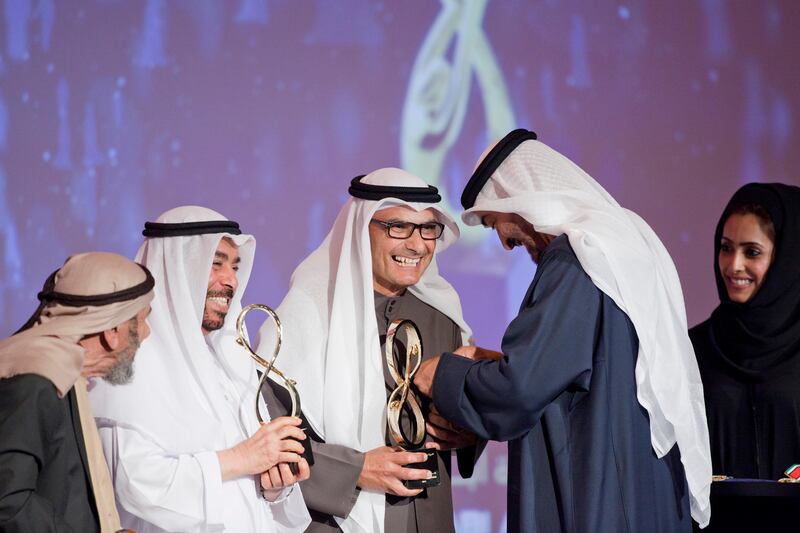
708, 182, 800, 373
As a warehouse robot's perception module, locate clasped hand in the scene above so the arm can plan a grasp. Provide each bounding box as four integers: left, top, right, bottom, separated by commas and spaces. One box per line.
452, 345, 503, 362
424, 406, 477, 451
217, 416, 310, 500
412, 345, 497, 449
414, 345, 503, 397
357, 445, 432, 497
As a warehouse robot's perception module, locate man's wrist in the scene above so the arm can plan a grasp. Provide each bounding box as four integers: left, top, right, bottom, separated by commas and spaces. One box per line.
217, 447, 244, 481
263, 484, 295, 504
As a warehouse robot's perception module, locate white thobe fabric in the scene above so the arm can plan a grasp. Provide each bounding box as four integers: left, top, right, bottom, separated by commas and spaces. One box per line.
90, 206, 310, 532
96, 379, 305, 533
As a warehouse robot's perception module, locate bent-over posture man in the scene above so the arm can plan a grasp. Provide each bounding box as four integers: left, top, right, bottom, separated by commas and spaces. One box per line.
416, 130, 712, 533
0, 252, 154, 532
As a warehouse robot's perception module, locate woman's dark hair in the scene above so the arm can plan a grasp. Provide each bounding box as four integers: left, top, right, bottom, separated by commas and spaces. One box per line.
722, 203, 776, 244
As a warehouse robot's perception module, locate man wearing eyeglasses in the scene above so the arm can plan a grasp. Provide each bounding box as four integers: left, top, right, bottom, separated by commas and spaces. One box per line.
368, 215, 444, 295
257, 168, 482, 533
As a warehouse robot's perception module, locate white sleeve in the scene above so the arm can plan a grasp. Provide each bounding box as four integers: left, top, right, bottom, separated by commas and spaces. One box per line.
269, 484, 311, 533
99, 424, 226, 532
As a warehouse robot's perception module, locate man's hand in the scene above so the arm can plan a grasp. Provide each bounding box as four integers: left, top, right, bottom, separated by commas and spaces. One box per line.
424, 406, 477, 451
415, 347, 503, 399
217, 416, 306, 481
260, 457, 311, 501
454, 345, 503, 361
414, 356, 439, 398
357, 445, 431, 497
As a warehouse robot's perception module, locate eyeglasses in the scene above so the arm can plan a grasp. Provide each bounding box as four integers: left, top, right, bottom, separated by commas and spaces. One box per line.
370, 219, 445, 240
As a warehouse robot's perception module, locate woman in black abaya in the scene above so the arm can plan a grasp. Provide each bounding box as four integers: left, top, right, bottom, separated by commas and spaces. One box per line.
690, 182, 800, 479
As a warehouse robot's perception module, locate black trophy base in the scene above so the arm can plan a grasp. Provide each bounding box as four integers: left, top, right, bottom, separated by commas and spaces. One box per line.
403, 447, 440, 489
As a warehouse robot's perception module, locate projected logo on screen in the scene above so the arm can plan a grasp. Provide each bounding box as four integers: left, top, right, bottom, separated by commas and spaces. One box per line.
401, 0, 514, 245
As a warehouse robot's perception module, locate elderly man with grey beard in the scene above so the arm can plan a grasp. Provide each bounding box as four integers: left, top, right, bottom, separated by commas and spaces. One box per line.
0, 251, 155, 532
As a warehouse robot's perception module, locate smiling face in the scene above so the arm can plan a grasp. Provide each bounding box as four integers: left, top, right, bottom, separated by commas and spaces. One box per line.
368, 206, 437, 296
718, 212, 775, 303
202, 237, 240, 335
481, 211, 554, 263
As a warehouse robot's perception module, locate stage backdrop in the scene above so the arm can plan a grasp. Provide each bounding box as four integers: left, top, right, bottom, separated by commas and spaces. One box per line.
1, 1, 798, 531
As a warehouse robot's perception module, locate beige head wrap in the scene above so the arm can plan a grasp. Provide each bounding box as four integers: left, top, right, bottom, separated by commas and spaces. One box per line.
0, 251, 154, 396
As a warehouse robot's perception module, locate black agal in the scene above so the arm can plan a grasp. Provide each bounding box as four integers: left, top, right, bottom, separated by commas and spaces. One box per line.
461, 129, 538, 210
142, 220, 242, 238
36, 265, 155, 308
348, 175, 441, 203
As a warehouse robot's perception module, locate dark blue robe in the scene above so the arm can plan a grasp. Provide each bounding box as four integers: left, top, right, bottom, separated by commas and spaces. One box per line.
433, 236, 692, 533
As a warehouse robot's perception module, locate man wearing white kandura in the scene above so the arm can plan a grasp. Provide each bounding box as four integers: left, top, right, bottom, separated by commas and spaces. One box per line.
90, 206, 311, 532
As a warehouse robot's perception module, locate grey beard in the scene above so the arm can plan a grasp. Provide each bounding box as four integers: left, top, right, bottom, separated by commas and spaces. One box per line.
103, 357, 135, 385
103, 316, 141, 385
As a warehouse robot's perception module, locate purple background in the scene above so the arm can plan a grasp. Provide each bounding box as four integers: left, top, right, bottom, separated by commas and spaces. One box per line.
1, 1, 799, 531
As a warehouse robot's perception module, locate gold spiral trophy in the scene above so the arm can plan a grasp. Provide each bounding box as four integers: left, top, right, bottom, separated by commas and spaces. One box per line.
385, 319, 440, 489
236, 304, 314, 473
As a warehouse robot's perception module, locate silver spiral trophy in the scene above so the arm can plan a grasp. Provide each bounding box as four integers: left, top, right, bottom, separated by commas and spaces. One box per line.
236, 303, 314, 470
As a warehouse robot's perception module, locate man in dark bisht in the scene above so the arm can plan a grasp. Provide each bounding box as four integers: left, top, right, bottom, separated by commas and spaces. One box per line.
0, 252, 154, 532
414, 130, 713, 532
257, 168, 482, 533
